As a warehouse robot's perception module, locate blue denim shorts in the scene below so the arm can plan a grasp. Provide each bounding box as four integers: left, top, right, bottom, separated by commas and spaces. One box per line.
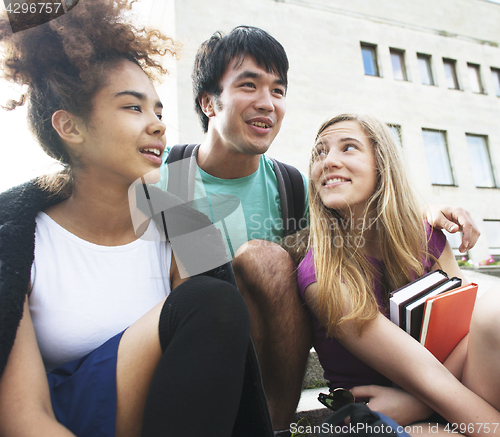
47, 331, 125, 437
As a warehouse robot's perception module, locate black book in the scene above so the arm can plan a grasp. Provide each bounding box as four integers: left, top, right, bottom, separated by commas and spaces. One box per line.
405, 277, 462, 340
389, 269, 449, 331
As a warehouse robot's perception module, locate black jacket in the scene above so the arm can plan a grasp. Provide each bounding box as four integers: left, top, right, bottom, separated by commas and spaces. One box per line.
0, 180, 235, 378
0, 181, 64, 378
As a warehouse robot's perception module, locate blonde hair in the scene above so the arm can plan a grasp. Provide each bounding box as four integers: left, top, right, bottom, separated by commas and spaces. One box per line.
309, 113, 429, 337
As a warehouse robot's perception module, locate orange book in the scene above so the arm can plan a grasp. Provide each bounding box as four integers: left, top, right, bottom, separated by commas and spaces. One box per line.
419, 283, 478, 363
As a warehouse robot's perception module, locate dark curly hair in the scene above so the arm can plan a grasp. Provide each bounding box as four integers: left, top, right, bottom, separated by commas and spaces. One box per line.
192, 26, 289, 133
0, 0, 178, 192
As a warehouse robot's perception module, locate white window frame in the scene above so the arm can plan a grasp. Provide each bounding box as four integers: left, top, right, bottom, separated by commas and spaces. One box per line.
417, 53, 434, 85
483, 220, 500, 256
390, 48, 407, 81
387, 124, 402, 147
492, 67, 500, 97
467, 63, 484, 94
361, 43, 380, 77
422, 129, 455, 186
466, 134, 497, 188
443, 58, 459, 90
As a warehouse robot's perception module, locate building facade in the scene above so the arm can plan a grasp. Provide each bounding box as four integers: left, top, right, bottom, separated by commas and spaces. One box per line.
146, 0, 500, 263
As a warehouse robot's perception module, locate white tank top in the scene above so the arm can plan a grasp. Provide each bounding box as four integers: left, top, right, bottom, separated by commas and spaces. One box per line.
29, 212, 172, 371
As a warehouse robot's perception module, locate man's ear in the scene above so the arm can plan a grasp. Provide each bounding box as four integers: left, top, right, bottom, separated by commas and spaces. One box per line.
51, 110, 84, 145
198, 92, 216, 118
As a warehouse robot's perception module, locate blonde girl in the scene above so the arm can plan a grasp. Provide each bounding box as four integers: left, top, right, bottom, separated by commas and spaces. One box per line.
297, 113, 500, 435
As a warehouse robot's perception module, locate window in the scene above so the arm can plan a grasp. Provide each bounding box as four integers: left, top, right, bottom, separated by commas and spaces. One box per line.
422, 129, 455, 185
417, 53, 434, 85
483, 220, 500, 256
466, 134, 496, 187
361, 43, 379, 76
467, 63, 484, 93
443, 58, 459, 89
445, 231, 464, 257
390, 49, 407, 81
492, 68, 500, 97
387, 124, 402, 147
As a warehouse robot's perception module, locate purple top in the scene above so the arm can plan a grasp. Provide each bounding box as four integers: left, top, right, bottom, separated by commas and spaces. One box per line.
297, 224, 447, 389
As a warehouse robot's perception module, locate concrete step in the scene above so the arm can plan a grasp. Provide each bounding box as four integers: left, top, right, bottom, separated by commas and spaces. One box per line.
302, 350, 328, 390
294, 353, 331, 436
294, 388, 332, 437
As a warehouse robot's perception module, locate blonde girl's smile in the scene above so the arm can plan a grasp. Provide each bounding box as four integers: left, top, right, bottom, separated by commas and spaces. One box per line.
311, 120, 378, 217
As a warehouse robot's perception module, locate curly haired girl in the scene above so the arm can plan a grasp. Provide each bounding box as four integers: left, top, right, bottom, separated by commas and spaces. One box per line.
0, 2, 272, 436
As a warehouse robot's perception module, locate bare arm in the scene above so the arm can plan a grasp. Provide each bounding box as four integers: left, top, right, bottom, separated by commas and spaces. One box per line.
353, 240, 472, 424
170, 253, 189, 290
432, 240, 470, 380
349, 384, 433, 426
424, 204, 480, 253
0, 299, 76, 437
304, 282, 500, 436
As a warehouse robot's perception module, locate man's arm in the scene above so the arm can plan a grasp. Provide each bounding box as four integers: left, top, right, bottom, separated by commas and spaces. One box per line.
424, 203, 480, 252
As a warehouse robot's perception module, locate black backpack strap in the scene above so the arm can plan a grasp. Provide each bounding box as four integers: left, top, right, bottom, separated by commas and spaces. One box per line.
270, 158, 306, 237
165, 144, 200, 201
166, 150, 305, 237
166, 144, 199, 165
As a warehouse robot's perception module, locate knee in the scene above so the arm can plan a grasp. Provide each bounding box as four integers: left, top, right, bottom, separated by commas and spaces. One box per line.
233, 240, 296, 284
234, 239, 290, 264
470, 290, 500, 346
166, 276, 250, 340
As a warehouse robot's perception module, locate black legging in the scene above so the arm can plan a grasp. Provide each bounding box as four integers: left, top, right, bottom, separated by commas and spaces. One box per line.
141, 276, 273, 437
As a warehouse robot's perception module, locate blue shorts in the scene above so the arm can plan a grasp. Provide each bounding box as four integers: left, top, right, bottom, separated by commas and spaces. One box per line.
47, 331, 125, 437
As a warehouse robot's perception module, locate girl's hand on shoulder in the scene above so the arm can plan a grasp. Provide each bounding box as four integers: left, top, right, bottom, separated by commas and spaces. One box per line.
350, 385, 433, 426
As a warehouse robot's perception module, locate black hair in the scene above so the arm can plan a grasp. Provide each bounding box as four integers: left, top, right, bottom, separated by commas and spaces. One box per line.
192, 26, 289, 133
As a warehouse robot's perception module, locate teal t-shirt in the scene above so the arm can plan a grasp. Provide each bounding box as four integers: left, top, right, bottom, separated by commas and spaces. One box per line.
157, 151, 309, 259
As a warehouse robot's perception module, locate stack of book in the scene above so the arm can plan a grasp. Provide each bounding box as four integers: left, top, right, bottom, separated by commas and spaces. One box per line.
389, 270, 478, 363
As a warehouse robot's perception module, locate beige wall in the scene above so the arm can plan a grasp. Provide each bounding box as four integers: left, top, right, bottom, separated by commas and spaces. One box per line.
148, 0, 500, 262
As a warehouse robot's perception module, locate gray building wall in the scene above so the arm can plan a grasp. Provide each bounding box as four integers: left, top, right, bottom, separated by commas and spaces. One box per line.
146, 0, 500, 263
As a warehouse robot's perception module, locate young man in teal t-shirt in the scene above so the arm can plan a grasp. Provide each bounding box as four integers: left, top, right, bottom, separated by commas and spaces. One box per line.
157, 26, 480, 436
